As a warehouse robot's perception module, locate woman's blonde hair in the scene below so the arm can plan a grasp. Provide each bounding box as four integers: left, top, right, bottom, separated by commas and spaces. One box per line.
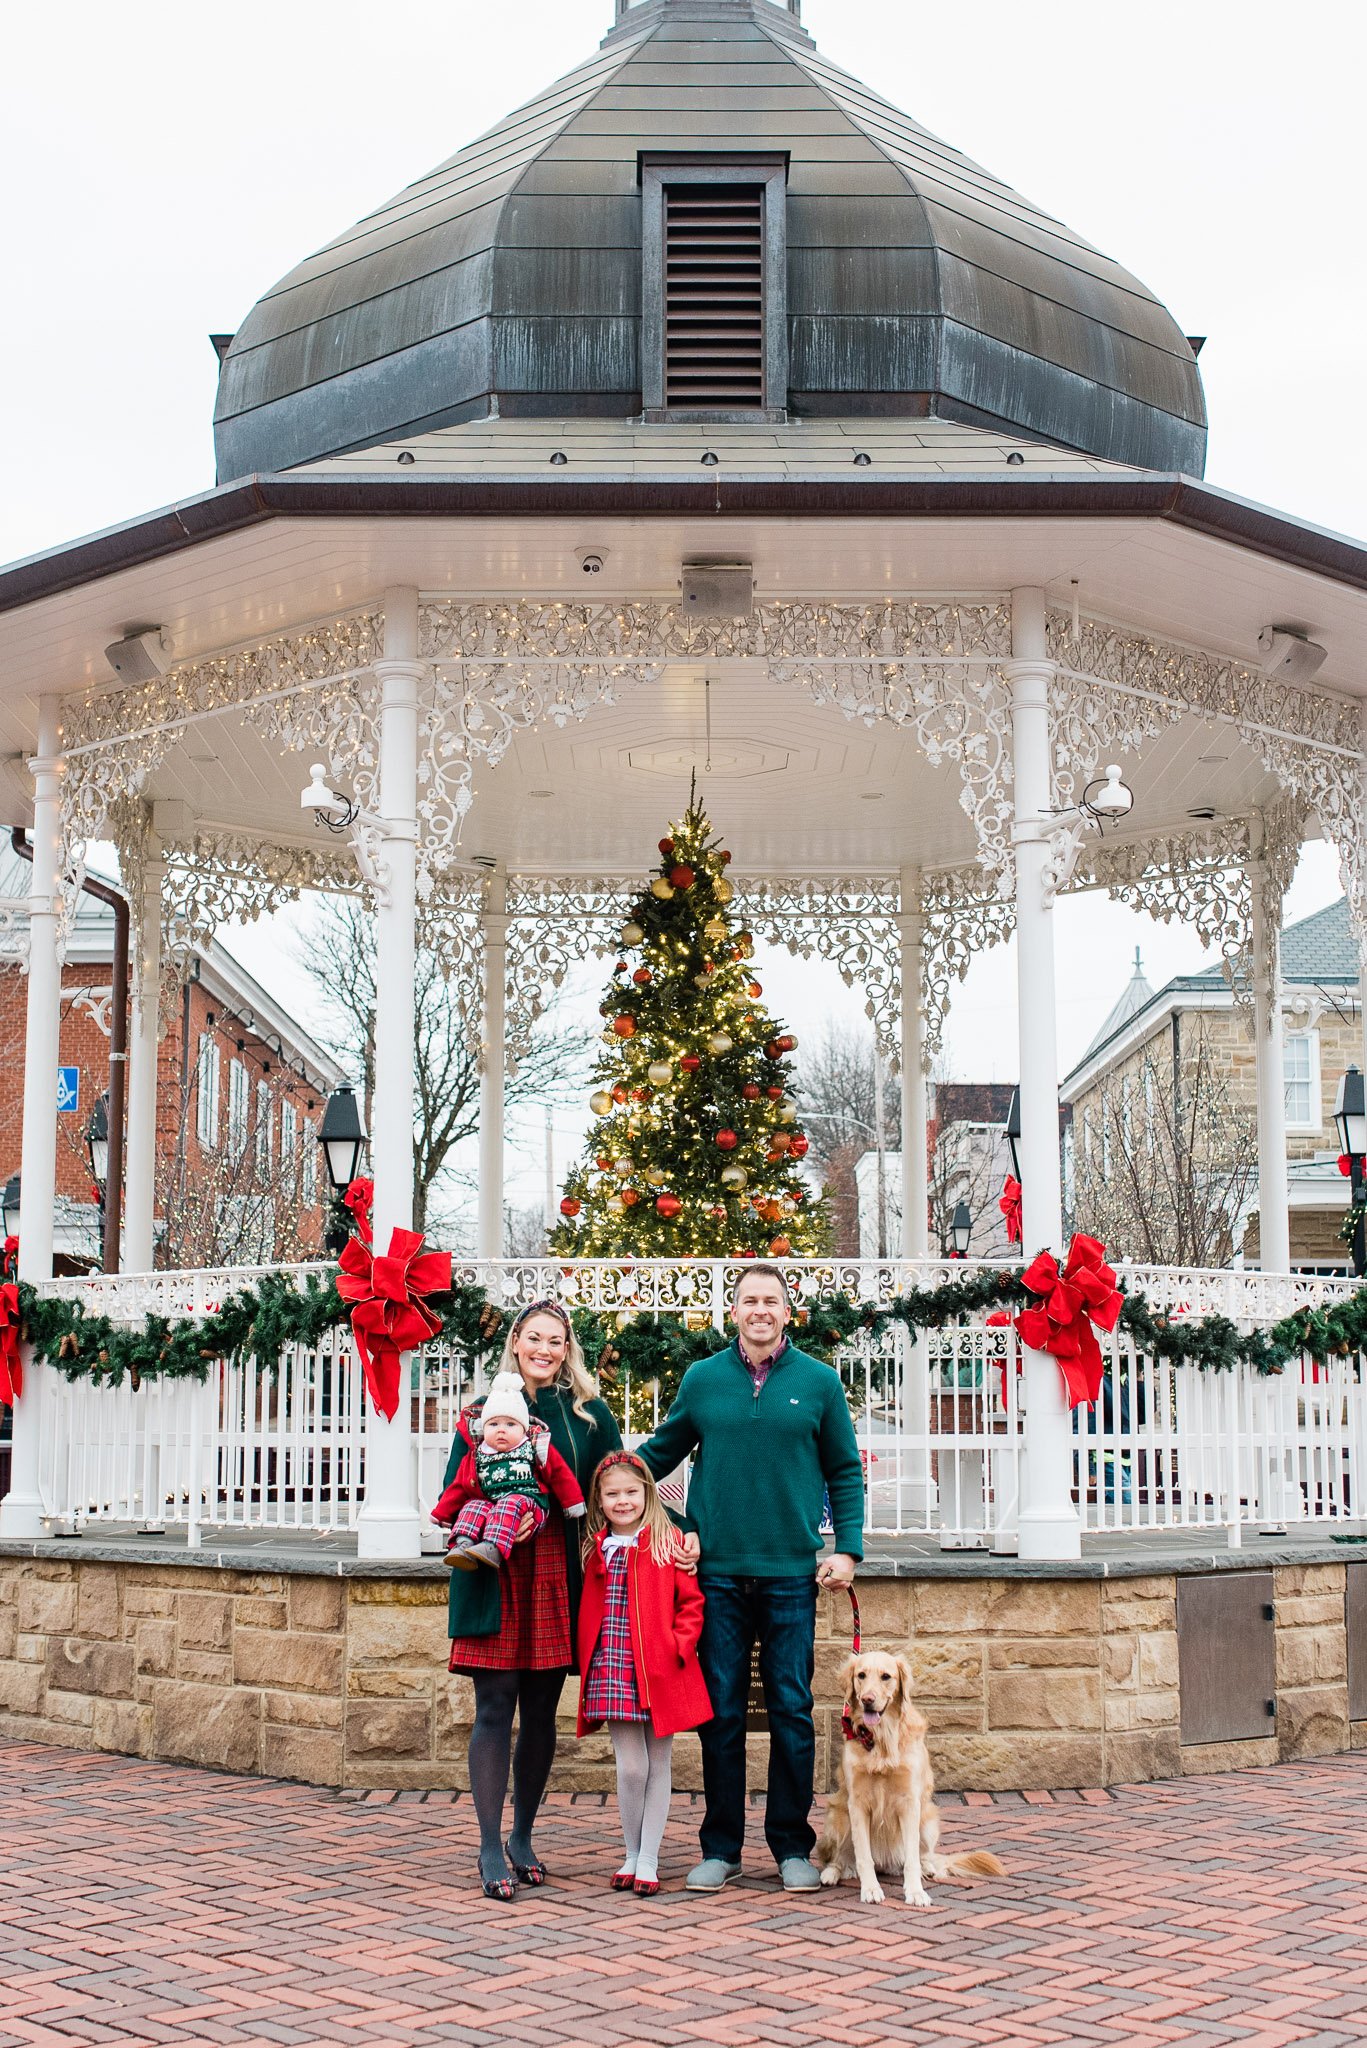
584, 1452, 675, 1565
499, 1301, 598, 1418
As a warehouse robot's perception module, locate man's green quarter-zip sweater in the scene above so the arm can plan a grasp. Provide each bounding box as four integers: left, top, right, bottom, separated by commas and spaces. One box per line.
637, 1340, 865, 1577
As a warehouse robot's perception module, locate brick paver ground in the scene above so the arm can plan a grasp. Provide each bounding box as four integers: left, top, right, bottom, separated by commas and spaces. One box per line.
4, 1741, 1367, 2048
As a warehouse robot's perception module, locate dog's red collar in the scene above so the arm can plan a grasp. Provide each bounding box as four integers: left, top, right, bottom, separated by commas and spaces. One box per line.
841, 1710, 877, 1751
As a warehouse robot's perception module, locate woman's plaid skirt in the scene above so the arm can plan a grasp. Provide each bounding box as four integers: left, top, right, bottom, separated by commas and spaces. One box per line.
580, 1546, 647, 1721
448, 1505, 571, 1673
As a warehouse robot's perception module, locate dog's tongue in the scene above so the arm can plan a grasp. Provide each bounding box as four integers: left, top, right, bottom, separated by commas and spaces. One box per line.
861, 1709, 882, 1729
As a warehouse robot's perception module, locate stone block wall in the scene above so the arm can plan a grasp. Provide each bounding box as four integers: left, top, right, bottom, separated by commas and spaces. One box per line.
0, 1554, 1363, 1793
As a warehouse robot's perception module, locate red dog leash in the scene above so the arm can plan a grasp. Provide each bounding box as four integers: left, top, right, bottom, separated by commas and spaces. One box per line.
837, 1584, 876, 1750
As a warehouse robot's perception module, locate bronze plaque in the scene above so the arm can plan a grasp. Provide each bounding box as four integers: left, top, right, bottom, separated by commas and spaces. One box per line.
1177, 1572, 1276, 1745
1347, 1566, 1367, 1721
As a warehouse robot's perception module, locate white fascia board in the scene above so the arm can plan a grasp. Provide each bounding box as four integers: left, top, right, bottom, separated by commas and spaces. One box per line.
1060, 984, 1233, 1102
195, 945, 344, 1090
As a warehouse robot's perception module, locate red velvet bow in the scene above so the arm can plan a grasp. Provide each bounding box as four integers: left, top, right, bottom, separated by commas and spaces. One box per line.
1338, 1156, 1366, 1181
999, 1176, 1023, 1246
336, 1226, 450, 1419
0, 1281, 22, 1407
1014, 1233, 1122, 1409
343, 1177, 375, 1245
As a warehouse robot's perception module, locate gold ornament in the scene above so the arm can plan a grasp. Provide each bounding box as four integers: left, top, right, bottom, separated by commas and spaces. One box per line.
606, 1195, 624, 1214
778, 1099, 798, 1124
713, 878, 734, 904
650, 878, 675, 900
614, 1156, 635, 1176
621, 922, 645, 945
720, 1164, 748, 1189
707, 1031, 733, 1056
645, 1166, 667, 1187
703, 917, 727, 945
647, 1061, 672, 1085
589, 1089, 613, 1116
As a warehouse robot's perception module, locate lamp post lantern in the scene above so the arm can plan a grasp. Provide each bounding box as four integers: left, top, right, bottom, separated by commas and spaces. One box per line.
1005, 1086, 1022, 1187
949, 1199, 972, 1259
318, 1084, 367, 1254
1334, 1065, 1367, 1278
86, 1091, 110, 1192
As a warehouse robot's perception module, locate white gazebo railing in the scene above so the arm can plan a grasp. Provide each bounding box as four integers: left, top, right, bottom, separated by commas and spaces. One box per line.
15, 1257, 1365, 1551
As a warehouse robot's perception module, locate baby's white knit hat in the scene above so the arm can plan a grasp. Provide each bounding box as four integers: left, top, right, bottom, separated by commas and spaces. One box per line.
483, 1372, 530, 1430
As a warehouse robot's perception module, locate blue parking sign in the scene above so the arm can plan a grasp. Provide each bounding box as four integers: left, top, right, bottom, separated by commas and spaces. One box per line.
57, 1066, 80, 1114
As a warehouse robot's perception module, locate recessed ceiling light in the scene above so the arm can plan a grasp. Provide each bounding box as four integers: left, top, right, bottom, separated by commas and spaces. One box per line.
860, 791, 885, 802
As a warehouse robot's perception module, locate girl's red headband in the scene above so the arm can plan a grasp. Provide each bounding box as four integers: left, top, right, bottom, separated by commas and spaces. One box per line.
511, 1298, 571, 1333
594, 1450, 651, 1483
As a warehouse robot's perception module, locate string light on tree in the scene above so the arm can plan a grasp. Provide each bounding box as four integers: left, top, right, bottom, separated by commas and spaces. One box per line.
551, 790, 824, 1257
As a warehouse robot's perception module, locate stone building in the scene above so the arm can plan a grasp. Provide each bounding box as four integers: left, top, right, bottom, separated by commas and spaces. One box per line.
1060, 899, 1363, 1271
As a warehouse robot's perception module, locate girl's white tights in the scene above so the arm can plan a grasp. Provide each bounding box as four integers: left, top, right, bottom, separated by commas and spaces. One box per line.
608, 1722, 673, 1883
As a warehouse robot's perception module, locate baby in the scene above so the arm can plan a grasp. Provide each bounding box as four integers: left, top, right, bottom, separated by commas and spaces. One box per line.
433, 1371, 585, 1569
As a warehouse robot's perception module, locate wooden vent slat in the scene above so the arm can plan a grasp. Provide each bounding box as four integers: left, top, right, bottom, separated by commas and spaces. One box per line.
664, 182, 765, 409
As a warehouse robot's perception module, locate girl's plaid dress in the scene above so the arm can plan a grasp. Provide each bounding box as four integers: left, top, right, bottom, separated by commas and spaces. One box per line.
580, 1537, 647, 1722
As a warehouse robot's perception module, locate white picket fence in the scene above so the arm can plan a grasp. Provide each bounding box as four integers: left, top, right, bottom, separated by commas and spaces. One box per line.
21, 1257, 1365, 1550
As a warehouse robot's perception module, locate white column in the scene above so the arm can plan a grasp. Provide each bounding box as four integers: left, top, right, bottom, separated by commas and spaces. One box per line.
1250, 855, 1290, 1274
1, 697, 63, 1536
477, 869, 508, 1260
356, 585, 423, 1562
1008, 587, 1080, 1560
898, 866, 929, 1259
123, 836, 163, 1272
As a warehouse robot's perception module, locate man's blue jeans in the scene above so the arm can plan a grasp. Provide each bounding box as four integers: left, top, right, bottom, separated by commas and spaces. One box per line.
697, 1573, 818, 1865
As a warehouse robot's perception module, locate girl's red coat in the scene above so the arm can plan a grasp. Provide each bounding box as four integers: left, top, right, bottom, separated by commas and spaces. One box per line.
576, 1531, 713, 1740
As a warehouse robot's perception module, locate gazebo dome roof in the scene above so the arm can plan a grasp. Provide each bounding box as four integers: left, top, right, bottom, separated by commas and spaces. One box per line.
212, 0, 1206, 481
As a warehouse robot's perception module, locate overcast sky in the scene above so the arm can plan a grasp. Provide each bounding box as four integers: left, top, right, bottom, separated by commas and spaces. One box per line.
4, 0, 1362, 1209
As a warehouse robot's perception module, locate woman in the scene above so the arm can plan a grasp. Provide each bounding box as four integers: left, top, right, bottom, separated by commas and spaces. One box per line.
441, 1300, 622, 1900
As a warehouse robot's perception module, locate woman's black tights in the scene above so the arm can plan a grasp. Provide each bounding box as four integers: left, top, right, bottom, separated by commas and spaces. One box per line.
468, 1668, 567, 1884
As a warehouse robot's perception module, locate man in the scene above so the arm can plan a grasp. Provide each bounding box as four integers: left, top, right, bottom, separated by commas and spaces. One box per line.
637, 1264, 863, 1892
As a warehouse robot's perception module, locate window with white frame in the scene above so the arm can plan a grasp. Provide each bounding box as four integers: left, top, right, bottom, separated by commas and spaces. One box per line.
227, 1059, 249, 1161
1283, 1029, 1320, 1129
256, 1081, 273, 1178
196, 1036, 220, 1148
281, 1101, 297, 1196
302, 1119, 317, 1206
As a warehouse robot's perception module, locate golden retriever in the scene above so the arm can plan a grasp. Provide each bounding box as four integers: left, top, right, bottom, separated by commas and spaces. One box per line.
814, 1650, 1006, 1907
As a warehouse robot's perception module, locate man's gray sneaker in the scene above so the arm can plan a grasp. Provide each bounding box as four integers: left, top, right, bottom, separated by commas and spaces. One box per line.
779, 1856, 822, 1891
685, 1858, 742, 1891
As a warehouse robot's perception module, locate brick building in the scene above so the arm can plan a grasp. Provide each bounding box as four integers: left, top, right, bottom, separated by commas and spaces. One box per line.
1060, 898, 1363, 1272
856, 1080, 1021, 1259
0, 846, 344, 1269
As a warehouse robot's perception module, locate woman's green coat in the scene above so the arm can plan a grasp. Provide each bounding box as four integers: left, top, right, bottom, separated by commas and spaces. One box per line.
442, 1383, 622, 1655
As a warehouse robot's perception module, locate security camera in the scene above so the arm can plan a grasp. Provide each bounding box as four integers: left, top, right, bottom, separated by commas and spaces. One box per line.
104, 627, 172, 684
576, 549, 607, 575
300, 762, 353, 824
1258, 625, 1327, 686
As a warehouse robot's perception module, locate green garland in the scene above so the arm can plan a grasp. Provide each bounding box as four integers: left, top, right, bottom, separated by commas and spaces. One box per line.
15, 1259, 1367, 1401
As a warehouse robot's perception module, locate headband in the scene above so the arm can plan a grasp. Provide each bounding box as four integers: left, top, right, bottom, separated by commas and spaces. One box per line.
511, 1298, 572, 1333
594, 1450, 650, 1481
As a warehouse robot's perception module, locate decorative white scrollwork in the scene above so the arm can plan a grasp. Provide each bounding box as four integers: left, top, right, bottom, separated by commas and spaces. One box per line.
741, 876, 903, 1064
919, 864, 1016, 1063
160, 835, 361, 981
1074, 822, 1254, 1020
504, 876, 629, 1065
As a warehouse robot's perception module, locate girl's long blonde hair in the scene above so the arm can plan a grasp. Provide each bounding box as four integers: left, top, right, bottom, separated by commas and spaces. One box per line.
585, 1451, 675, 1565
499, 1301, 598, 1419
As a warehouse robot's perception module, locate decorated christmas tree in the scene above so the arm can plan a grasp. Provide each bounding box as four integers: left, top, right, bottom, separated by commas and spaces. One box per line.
552, 794, 824, 1258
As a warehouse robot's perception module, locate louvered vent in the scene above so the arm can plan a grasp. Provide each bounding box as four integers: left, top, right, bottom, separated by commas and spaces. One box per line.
663, 184, 765, 410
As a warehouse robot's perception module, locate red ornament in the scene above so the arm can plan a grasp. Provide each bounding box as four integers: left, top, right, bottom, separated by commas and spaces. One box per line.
709, 1203, 728, 1220
596, 1153, 613, 1170
740, 1248, 757, 1259
612, 1084, 628, 1103
742, 1082, 761, 1101
659, 837, 675, 856
748, 981, 762, 998
655, 1193, 682, 1218
769, 1236, 792, 1257
765, 1148, 783, 1165
681, 1054, 702, 1073
614, 960, 628, 974
559, 1196, 581, 1218
632, 966, 652, 985
764, 1040, 782, 1061
766, 1085, 783, 1101
771, 1131, 792, 1153
630, 1088, 647, 1103
790, 1134, 809, 1158
778, 1034, 798, 1053
720, 850, 732, 864
715, 1129, 738, 1150
621, 1188, 640, 1207
669, 864, 695, 890
612, 1016, 636, 1038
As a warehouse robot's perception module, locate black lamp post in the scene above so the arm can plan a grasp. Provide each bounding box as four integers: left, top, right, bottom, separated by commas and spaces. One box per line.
1334, 1065, 1367, 1278
318, 1085, 367, 1254
1005, 1086, 1022, 1185
949, 1200, 972, 1260
86, 1091, 110, 1191
2, 1173, 20, 1245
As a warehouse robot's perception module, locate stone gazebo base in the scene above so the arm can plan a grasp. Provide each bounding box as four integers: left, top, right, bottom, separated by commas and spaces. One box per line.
0, 1537, 1362, 1793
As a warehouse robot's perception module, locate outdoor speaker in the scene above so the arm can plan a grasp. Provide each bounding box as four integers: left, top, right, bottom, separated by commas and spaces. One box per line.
104, 627, 172, 684
680, 561, 754, 619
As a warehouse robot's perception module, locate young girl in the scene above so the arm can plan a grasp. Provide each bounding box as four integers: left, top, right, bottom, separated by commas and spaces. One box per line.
577, 1452, 712, 1896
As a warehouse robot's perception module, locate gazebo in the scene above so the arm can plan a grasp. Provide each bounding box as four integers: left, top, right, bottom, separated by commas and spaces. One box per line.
2, 0, 1365, 1569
